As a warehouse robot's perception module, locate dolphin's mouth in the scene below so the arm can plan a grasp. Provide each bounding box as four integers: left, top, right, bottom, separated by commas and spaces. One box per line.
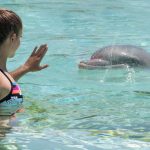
78, 59, 110, 69
78, 60, 128, 69
78, 61, 89, 68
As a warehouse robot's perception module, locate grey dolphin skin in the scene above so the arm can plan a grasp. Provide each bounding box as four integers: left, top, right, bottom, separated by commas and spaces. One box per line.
78, 45, 150, 69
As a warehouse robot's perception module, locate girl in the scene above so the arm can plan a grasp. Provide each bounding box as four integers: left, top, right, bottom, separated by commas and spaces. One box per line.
0, 8, 48, 117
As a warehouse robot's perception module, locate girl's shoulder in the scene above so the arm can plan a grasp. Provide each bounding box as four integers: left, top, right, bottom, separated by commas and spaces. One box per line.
0, 71, 11, 100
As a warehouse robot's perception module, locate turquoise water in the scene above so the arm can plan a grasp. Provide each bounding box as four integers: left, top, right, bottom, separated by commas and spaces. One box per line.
0, 0, 150, 149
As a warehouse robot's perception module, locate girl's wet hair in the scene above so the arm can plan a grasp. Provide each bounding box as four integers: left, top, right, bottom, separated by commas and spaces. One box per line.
0, 8, 22, 44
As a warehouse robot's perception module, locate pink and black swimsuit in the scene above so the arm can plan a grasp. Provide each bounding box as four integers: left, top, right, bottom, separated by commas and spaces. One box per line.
0, 69, 23, 116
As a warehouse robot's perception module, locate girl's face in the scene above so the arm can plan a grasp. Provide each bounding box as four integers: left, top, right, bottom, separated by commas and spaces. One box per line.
8, 29, 22, 58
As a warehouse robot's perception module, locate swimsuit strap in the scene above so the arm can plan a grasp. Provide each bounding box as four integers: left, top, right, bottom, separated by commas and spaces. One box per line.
0, 69, 13, 85
0, 69, 13, 103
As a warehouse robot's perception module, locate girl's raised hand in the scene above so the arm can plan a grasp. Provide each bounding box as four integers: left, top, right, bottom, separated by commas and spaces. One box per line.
24, 44, 48, 72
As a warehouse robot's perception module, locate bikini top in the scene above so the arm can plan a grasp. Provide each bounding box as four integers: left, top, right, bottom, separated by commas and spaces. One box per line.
0, 69, 23, 104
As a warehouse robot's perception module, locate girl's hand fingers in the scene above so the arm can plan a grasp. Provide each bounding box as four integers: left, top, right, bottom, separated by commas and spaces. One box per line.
39, 47, 48, 61
39, 64, 49, 70
30, 46, 38, 57
37, 45, 48, 57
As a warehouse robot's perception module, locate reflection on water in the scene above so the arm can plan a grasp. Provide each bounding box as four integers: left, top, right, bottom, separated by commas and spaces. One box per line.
0, 117, 12, 150
0, 117, 11, 138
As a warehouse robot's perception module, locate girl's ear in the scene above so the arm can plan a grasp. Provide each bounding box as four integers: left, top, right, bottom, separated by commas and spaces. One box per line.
10, 33, 17, 42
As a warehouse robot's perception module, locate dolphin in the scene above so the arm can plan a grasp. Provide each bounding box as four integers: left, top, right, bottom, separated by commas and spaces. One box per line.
78, 45, 150, 69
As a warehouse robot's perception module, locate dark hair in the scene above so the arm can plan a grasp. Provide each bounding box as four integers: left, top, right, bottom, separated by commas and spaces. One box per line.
0, 8, 22, 44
